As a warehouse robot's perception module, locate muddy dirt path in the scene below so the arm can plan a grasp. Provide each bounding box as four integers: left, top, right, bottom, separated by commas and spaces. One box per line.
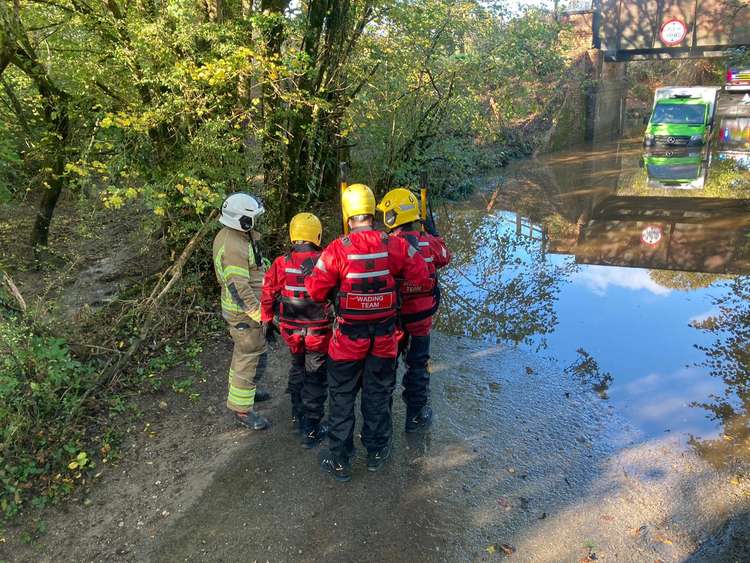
4, 332, 748, 562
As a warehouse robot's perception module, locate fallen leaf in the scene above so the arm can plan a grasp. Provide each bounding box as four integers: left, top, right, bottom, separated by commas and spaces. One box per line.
485, 544, 496, 554
497, 497, 511, 509
600, 514, 615, 522
654, 532, 673, 545
499, 543, 515, 556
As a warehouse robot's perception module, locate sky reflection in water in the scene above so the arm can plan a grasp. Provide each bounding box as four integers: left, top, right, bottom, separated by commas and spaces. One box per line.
437, 138, 749, 456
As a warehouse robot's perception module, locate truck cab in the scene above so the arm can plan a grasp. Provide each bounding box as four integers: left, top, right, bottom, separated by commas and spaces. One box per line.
643, 87, 720, 148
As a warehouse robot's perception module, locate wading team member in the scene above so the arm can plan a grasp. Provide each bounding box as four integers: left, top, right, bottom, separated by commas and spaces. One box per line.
305, 184, 429, 482
212, 193, 270, 431
261, 212, 332, 448
377, 188, 451, 432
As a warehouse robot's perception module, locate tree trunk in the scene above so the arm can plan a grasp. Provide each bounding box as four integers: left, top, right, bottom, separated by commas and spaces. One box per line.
17, 60, 72, 249
259, 0, 290, 235
31, 150, 65, 248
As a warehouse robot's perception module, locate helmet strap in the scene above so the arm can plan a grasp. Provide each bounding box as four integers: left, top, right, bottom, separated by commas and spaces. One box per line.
239, 215, 253, 231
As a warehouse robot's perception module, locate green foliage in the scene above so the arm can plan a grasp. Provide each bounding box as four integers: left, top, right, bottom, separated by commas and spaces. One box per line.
0, 315, 98, 518
1, 0, 570, 249
351, 2, 566, 196
727, 46, 750, 68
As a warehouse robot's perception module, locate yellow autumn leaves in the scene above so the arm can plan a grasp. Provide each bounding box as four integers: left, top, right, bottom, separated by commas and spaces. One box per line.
67, 451, 89, 471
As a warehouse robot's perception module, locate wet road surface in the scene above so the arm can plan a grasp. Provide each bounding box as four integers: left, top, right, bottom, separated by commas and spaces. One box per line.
140, 335, 748, 562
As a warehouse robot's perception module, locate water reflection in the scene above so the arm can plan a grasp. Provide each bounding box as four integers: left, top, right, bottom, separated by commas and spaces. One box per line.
643, 149, 707, 190
688, 277, 750, 469
437, 208, 576, 346
438, 130, 749, 451
564, 348, 614, 399
572, 195, 750, 274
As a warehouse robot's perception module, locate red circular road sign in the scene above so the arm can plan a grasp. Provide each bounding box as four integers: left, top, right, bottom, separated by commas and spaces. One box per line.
641, 225, 663, 246
660, 19, 688, 46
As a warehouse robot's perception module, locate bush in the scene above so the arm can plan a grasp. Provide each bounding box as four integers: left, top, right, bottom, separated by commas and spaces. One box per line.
0, 314, 99, 518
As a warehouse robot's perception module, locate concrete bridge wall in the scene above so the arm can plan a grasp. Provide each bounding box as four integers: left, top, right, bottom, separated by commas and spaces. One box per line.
599, 0, 750, 60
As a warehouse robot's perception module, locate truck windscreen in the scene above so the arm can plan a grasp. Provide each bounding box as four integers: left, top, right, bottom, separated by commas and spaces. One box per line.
651, 104, 705, 125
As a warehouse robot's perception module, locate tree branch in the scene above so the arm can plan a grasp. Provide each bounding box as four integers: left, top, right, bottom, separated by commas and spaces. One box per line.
2, 272, 27, 313
1, 76, 32, 136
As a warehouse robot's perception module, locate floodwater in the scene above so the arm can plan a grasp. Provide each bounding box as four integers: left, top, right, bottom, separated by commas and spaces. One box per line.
437, 126, 750, 465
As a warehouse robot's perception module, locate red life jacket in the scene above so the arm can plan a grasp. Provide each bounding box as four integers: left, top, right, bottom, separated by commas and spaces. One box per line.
396, 231, 440, 324
397, 231, 437, 295
336, 232, 398, 324
279, 245, 329, 328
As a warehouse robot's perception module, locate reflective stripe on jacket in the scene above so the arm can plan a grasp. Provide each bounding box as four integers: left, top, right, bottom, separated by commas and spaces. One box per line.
394, 230, 451, 319
213, 227, 264, 324
304, 227, 430, 326
261, 244, 331, 329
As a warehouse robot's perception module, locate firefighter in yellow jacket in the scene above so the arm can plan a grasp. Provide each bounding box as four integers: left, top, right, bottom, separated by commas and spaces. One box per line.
212, 192, 270, 430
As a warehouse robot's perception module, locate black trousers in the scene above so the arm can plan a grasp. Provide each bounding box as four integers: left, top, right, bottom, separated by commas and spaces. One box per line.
327, 354, 397, 459
287, 352, 328, 426
400, 334, 431, 417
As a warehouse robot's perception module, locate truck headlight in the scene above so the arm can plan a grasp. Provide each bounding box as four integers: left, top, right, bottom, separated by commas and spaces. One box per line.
690, 134, 704, 143
644, 134, 655, 145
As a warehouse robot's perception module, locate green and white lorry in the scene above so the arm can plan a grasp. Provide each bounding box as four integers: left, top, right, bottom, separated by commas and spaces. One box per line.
643, 87, 721, 148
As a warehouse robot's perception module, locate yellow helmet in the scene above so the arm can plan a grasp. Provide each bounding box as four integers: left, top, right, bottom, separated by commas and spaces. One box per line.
376, 187, 420, 229
289, 212, 322, 245
341, 183, 376, 223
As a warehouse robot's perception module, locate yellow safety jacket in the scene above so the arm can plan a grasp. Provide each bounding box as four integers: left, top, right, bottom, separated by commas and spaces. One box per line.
212, 227, 265, 325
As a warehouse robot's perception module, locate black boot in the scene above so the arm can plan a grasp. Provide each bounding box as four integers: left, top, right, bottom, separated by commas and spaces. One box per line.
254, 389, 271, 402
319, 448, 353, 482
235, 411, 270, 430
366, 441, 392, 472
291, 406, 305, 434
405, 405, 433, 433
301, 421, 328, 449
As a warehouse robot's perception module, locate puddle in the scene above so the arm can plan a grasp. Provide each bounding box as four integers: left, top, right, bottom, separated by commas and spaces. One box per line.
436, 103, 750, 465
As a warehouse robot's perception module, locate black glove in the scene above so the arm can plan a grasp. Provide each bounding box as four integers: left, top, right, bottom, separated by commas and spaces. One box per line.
424, 213, 438, 236
263, 321, 279, 343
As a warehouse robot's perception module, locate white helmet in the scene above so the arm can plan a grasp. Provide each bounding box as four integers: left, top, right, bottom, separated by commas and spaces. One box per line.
219, 192, 265, 231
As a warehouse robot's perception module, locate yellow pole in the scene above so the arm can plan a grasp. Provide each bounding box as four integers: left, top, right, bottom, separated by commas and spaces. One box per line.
341, 179, 349, 235
420, 187, 428, 222
340, 162, 349, 235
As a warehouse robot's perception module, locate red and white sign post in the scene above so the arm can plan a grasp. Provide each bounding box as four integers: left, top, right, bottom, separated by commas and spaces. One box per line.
660, 19, 688, 46
641, 225, 663, 247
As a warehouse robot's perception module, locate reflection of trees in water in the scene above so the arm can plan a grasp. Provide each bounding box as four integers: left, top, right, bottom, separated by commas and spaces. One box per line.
649, 270, 729, 291
688, 276, 750, 469
564, 348, 613, 399
435, 209, 576, 345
